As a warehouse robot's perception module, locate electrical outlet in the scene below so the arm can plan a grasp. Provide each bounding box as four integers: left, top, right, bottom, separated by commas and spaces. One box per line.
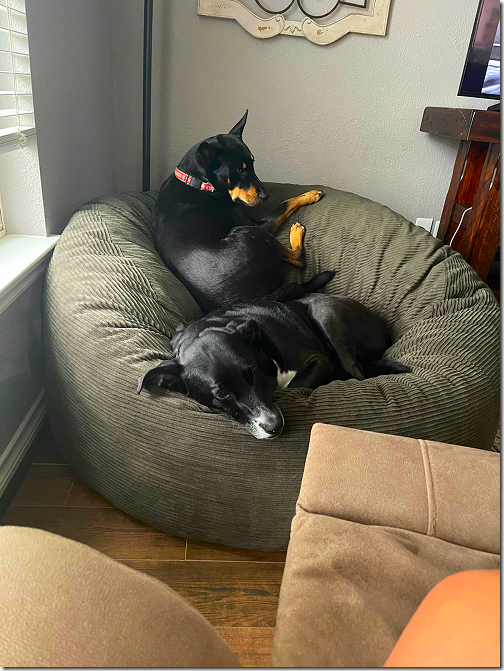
415, 217, 433, 232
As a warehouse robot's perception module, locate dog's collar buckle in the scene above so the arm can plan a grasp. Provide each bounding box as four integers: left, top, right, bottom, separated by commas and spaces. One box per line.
174, 167, 215, 192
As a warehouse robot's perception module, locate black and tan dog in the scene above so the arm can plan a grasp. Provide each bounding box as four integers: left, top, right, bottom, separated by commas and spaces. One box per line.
153, 111, 325, 313
138, 293, 409, 440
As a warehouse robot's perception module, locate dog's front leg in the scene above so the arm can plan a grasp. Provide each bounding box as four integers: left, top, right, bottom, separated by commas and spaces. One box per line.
257, 190, 323, 235
281, 222, 305, 268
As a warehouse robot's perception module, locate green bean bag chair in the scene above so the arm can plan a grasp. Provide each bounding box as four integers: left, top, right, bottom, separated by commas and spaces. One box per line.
42, 184, 500, 550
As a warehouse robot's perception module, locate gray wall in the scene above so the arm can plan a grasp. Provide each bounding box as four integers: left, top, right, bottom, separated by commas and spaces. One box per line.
25, 0, 488, 224
26, 0, 116, 235
0, 277, 44, 457
113, 0, 487, 223
111, 0, 145, 194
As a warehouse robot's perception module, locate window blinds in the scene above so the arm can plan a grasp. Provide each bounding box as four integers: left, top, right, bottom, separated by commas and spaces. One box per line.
0, 0, 35, 150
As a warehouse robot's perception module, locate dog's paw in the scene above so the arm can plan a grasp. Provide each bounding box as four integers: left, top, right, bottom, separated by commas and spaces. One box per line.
302, 189, 323, 205
290, 222, 305, 249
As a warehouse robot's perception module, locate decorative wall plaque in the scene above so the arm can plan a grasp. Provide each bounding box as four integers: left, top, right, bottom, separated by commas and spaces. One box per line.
197, 0, 391, 45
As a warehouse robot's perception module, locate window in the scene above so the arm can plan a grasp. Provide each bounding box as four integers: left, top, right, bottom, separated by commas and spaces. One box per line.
0, 0, 54, 302
0, 0, 36, 239
0, 0, 45, 239
0, 0, 35, 152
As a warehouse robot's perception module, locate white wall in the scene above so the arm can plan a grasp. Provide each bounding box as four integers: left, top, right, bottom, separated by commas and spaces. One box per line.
26, 0, 116, 235
23, 0, 489, 227
0, 144, 45, 236
113, 0, 487, 224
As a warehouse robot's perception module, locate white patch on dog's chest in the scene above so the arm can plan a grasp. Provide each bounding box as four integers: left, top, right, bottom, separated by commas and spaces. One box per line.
274, 361, 297, 389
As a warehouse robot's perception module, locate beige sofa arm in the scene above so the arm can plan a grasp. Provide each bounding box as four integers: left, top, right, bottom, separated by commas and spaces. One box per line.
272, 424, 500, 667
0, 526, 239, 668
299, 424, 499, 554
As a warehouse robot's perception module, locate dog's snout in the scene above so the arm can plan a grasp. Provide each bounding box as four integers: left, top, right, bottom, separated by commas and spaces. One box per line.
251, 407, 284, 440
259, 188, 269, 202
260, 416, 283, 438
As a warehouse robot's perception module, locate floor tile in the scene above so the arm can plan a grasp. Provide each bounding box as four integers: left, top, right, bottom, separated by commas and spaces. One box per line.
216, 627, 275, 667
123, 559, 284, 627
187, 538, 286, 562
10, 465, 75, 506
65, 477, 114, 507
31, 420, 66, 464
1, 506, 186, 560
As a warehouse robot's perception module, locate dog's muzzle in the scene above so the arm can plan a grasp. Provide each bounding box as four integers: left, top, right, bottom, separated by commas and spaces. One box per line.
247, 406, 284, 440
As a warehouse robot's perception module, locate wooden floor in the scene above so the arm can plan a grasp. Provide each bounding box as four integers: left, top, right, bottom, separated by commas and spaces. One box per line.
0, 424, 286, 667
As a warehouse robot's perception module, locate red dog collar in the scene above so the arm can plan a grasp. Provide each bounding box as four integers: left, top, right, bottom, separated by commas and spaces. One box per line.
174, 167, 215, 192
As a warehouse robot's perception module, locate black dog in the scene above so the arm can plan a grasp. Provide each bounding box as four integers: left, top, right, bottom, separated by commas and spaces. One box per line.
153, 110, 324, 313
137, 294, 409, 440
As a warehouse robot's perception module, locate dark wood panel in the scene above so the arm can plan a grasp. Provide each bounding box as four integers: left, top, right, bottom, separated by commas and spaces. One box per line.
1, 506, 186, 560
456, 142, 489, 206
469, 110, 500, 143
187, 538, 286, 562
423, 107, 500, 284
216, 627, 275, 667
452, 202, 469, 225
421, 107, 475, 140
454, 143, 500, 261
65, 477, 114, 508
438, 141, 470, 242
123, 559, 284, 627
10, 465, 75, 506
443, 142, 488, 248
421, 107, 500, 143
470, 158, 501, 281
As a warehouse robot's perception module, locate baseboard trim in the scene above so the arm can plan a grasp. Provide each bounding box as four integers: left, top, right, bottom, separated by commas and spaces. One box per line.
0, 389, 46, 498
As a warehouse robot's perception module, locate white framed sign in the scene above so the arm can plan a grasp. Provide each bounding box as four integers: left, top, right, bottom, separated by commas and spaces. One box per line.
197, 0, 392, 45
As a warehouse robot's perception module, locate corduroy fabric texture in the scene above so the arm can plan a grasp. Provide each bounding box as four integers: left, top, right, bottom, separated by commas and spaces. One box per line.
42, 183, 500, 550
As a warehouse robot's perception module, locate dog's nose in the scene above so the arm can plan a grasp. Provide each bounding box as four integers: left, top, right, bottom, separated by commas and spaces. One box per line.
259, 410, 284, 439
259, 190, 269, 202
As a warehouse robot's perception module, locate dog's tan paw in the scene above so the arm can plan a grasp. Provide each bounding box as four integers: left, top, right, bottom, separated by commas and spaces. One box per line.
290, 222, 305, 250
301, 189, 323, 205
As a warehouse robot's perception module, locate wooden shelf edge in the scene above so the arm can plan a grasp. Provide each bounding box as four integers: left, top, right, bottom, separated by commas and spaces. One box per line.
421, 107, 500, 143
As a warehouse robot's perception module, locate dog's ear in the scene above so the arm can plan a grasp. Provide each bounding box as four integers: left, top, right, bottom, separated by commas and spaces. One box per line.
197, 142, 221, 168
232, 318, 259, 343
228, 110, 248, 138
137, 359, 186, 394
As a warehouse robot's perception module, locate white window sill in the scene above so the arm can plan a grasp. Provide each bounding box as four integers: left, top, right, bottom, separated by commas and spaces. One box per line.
0, 234, 60, 316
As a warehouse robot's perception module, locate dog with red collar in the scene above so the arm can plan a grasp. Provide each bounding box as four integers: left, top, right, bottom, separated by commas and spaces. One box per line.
152, 111, 325, 313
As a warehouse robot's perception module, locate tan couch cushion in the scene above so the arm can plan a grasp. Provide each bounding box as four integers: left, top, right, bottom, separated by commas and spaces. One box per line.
0, 526, 238, 668
299, 423, 500, 554
272, 424, 500, 667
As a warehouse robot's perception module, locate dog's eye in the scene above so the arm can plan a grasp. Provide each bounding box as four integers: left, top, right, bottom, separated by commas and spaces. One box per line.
236, 168, 242, 174
215, 390, 229, 401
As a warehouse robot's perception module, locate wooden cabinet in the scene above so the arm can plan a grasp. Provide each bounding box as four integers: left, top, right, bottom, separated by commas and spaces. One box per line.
421, 107, 500, 287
